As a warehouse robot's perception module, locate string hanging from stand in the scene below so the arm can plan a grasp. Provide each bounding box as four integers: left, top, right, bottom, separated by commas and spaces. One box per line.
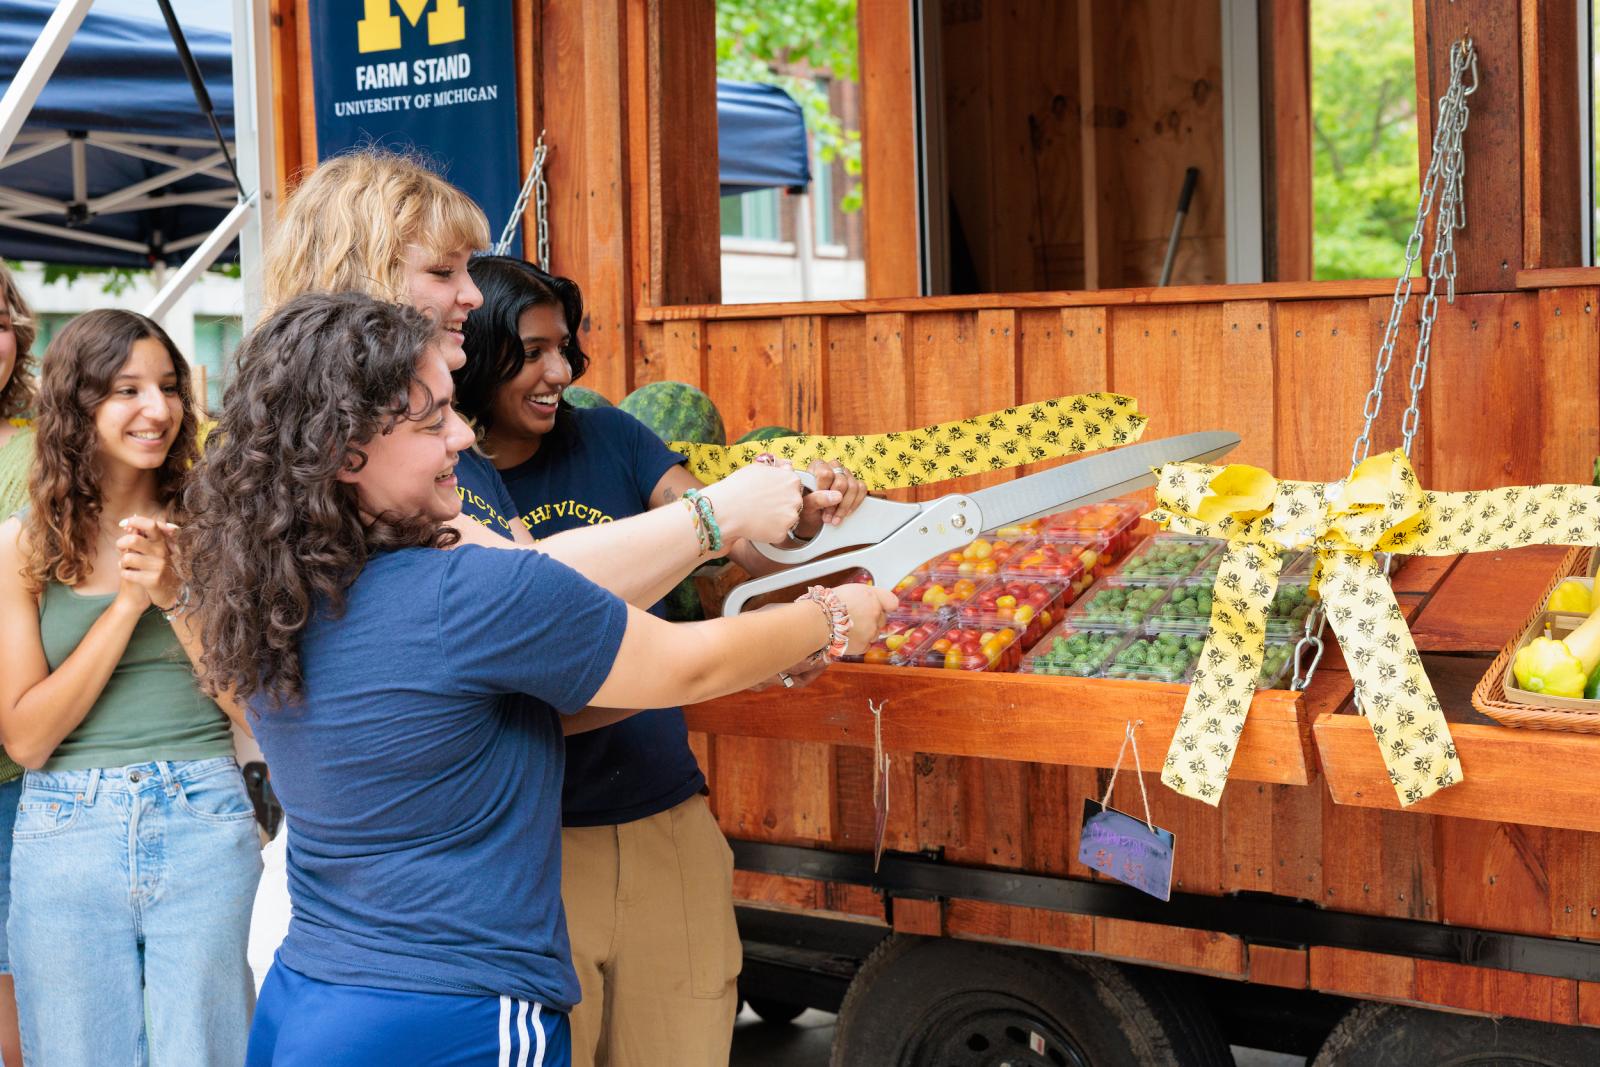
869, 699, 889, 872
1099, 719, 1155, 833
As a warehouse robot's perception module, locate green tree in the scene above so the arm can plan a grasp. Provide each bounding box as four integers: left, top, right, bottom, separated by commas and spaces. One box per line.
716, 0, 862, 211
1311, 0, 1420, 279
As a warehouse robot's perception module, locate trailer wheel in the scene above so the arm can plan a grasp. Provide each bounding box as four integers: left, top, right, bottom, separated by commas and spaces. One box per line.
1313, 1001, 1600, 1065
830, 936, 1231, 1067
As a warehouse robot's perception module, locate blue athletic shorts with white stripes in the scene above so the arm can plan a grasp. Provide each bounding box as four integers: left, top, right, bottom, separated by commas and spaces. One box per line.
248, 956, 569, 1067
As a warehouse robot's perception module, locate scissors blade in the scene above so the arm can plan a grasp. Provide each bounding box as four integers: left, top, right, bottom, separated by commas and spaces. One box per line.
965, 430, 1241, 530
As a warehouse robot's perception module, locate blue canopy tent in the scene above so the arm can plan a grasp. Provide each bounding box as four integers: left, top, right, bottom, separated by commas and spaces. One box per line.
0, 0, 239, 269
716, 79, 810, 196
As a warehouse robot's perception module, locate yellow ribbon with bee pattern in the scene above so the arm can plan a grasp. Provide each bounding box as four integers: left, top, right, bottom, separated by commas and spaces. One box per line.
1150, 450, 1600, 807
670, 392, 1148, 490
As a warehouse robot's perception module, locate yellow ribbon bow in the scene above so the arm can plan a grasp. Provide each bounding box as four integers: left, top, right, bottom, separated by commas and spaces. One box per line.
670, 392, 1148, 491
1149, 450, 1600, 808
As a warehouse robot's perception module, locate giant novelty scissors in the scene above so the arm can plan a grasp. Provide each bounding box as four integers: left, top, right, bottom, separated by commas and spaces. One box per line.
724, 430, 1242, 615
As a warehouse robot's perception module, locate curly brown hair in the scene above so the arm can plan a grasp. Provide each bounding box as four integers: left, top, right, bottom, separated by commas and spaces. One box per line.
0, 261, 38, 419
22, 309, 198, 591
181, 292, 459, 709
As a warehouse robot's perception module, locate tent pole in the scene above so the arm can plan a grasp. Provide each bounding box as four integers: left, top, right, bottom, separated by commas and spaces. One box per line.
794, 188, 816, 302
145, 193, 256, 323
232, 0, 277, 328
0, 0, 94, 162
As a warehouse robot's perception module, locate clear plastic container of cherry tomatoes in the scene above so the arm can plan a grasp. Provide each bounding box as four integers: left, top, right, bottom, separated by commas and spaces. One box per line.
891, 573, 990, 618
996, 538, 1087, 591
1111, 534, 1219, 582
909, 620, 1027, 673
1064, 577, 1174, 631
839, 614, 950, 665
960, 578, 1067, 649
987, 518, 1045, 541
1037, 534, 1116, 592
1041, 497, 1145, 558
925, 536, 1039, 582
1018, 622, 1134, 678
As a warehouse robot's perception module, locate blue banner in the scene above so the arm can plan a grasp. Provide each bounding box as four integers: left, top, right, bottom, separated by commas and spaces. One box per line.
308, 0, 520, 255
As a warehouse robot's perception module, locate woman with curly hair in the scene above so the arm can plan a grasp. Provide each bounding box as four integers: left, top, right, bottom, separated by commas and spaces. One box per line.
181, 292, 892, 1066
0, 309, 261, 1066
0, 260, 37, 1067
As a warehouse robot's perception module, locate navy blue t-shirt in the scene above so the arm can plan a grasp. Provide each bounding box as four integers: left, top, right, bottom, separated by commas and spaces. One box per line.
454, 406, 706, 827
455, 449, 521, 540
251, 546, 627, 1010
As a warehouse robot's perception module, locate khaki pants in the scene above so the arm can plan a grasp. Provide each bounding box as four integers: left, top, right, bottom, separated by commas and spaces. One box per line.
562, 793, 741, 1067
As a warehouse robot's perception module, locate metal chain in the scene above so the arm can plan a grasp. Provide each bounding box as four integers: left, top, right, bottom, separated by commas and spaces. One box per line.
495, 129, 551, 266
1292, 37, 1478, 691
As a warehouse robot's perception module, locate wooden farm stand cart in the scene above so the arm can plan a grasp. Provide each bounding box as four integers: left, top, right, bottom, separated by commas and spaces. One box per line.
264, 0, 1600, 1060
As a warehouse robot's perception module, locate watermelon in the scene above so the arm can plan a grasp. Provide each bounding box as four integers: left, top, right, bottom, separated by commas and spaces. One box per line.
619, 381, 726, 446
662, 577, 705, 622
736, 425, 801, 445
563, 386, 612, 410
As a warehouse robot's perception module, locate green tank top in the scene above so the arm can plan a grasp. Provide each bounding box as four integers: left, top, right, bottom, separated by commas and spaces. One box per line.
37, 583, 233, 771
0, 421, 31, 522
0, 425, 35, 782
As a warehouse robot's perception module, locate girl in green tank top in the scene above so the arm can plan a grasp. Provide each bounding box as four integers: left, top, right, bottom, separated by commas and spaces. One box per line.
0, 308, 261, 1066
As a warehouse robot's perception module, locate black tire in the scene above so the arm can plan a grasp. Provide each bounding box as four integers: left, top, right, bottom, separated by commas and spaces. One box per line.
830, 936, 1232, 1067
1314, 1001, 1600, 1066
744, 996, 808, 1025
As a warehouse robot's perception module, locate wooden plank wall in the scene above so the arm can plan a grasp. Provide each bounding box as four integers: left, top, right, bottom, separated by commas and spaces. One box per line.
654, 283, 1600, 1020
937, 0, 1224, 294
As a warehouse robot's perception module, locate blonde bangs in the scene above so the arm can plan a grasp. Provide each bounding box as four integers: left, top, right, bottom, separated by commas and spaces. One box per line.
261, 148, 490, 312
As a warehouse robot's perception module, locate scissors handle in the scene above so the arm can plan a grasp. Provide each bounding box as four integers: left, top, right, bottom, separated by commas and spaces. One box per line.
723, 494, 981, 616
754, 494, 925, 566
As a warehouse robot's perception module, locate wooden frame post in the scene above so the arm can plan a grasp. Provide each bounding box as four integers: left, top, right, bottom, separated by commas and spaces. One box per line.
858, 0, 921, 298
643, 0, 721, 307
1261, 0, 1313, 282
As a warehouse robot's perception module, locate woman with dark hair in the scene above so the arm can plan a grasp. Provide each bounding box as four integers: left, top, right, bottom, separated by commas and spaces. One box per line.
182, 292, 891, 1066
452, 256, 867, 1067
0, 309, 260, 1066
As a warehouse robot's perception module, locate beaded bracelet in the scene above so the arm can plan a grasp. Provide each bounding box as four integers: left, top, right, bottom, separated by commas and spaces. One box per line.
680, 497, 711, 553
683, 488, 723, 553
796, 585, 851, 660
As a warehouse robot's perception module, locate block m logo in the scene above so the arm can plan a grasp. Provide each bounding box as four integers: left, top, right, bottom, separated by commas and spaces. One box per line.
358, 0, 465, 53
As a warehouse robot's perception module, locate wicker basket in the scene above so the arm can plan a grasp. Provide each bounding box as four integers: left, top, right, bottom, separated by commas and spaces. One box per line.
1471, 547, 1600, 732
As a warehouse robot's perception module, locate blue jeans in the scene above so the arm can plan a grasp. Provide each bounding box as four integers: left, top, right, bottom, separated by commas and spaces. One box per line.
8, 758, 263, 1067
0, 776, 23, 977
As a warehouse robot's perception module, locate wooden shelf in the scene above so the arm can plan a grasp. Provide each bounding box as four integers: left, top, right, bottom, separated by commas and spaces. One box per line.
1314, 713, 1600, 832
638, 278, 1402, 322
685, 662, 1314, 785
1514, 266, 1600, 289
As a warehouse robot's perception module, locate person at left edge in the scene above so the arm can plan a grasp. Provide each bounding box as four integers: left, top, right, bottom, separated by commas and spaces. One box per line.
0, 260, 40, 1067
0, 309, 260, 1066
